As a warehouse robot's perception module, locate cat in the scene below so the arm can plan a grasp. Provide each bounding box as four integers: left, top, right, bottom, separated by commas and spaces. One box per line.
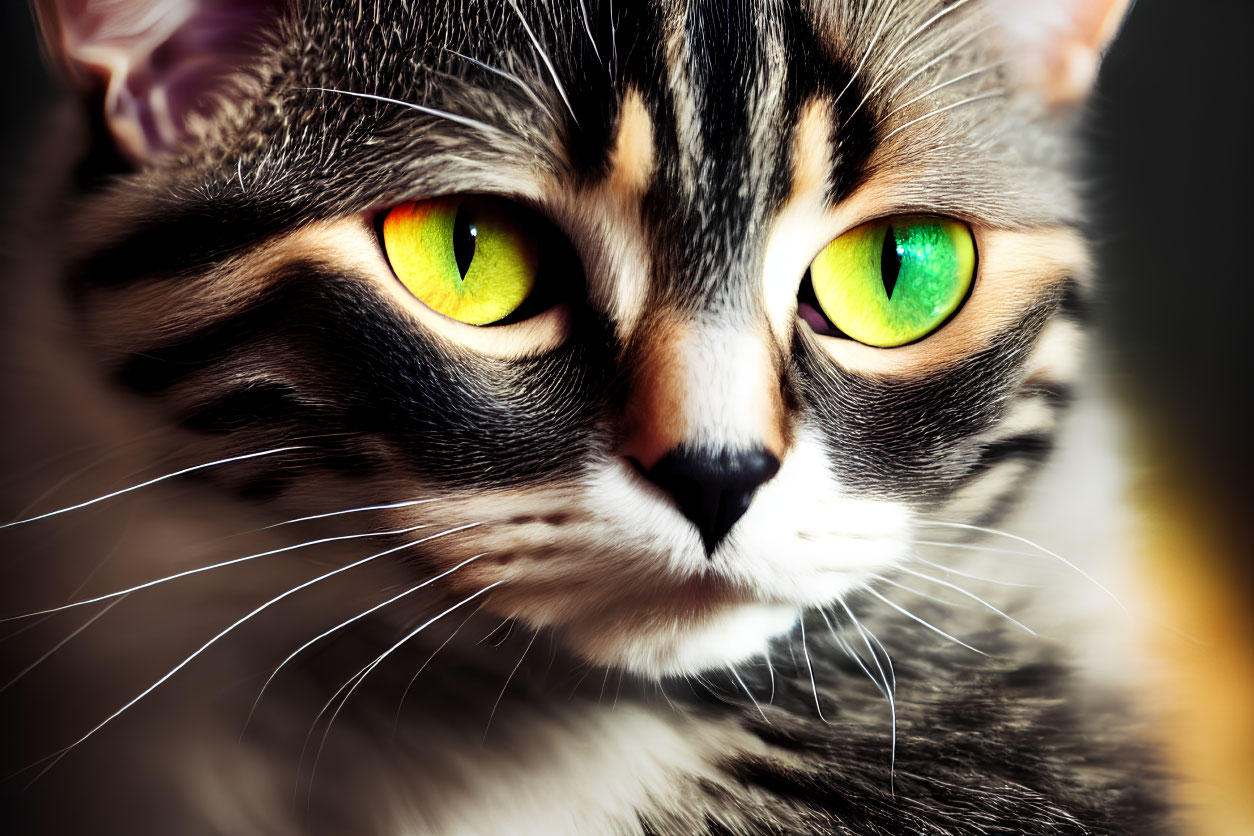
0, 0, 1172, 833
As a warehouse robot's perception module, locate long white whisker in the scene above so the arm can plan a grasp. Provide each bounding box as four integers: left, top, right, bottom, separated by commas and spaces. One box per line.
875, 24, 995, 112
0, 447, 305, 530
303, 581, 504, 798
302, 87, 508, 140
820, 609, 886, 700
730, 665, 770, 724
864, 587, 987, 656
0, 597, 127, 694
506, 0, 579, 125
909, 556, 1041, 588
878, 0, 979, 78
907, 538, 1038, 558
799, 619, 829, 724
243, 552, 491, 733
577, 0, 603, 65
611, 669, 624, 712
832, 0, 901, 109
446, 49, 554, 120
393, 604, 484, 732
765, 647, 776, 705
27, 523, 481, 785
878, 62, 1006, 123
260, 497, 457, 531
835, 600, 897, 788
598, 666, 611, 705
916, 520, 1126, 611
892, 567, 1037, 635
484, 628, 539, 741
845, 0, 984, 127
881, 90, 1006, 141
2, 526, 430, 623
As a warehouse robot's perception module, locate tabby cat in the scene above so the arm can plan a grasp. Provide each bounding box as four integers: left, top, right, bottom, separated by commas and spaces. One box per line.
0, 1, 1171, 833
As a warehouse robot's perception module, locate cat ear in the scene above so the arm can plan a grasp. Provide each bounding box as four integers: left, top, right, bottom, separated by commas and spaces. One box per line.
990, 0, 1133, 105
34, 0, 285, 165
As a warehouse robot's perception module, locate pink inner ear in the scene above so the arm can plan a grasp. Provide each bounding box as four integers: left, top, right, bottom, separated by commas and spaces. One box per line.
52, 0, 277, 160
989, 0, 1130, 105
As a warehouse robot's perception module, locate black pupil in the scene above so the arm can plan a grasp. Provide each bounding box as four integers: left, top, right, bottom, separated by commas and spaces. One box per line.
453, 203, 478, 279
880, 226, 902, 300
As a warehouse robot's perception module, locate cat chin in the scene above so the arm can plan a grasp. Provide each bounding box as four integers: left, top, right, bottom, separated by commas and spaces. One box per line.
561, 602, 800, 678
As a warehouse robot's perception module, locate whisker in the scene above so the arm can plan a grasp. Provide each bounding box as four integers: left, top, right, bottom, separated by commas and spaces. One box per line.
873, 24, 996, 115
863, 587, 987, 656
445, 49, 554, 120
656, 679, 679, 713
907, 538, 1038, 558
301, 87, 508, 140
0, 597, 127, 694
877, 62, 1006, 123
483, 628, 539, 742
598, 666, 612, 705
2, 526, 430, 623
243, 552, 491, 734
881, 90, 1007, 142
611, 669, 624, 712
259, 496, 460, 531
27, 523, 480, 785
832, 0, 901, 109
916, 520, 1126, 610
799, 619, 829, 724
834, 600, 897, 788
730, 664, 770, 724
845, 0, 984, 127
303, 581, 504, 798
0, 447, 305, 530
577, 0, 603, 65
392, 604, 484, 732
765, 647, 776, 705
877, 0, 980, 78
820, 609, 886, 700
891, 566, 1037, 635
505, 0, 579, 125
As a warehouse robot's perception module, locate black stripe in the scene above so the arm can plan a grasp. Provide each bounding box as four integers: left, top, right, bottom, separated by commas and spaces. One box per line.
178, 382, 307, 434
795, 301, 1056, 504
116, 262, 617, 491
1056, 278, 1091, 323
68, 200, 290, 294
976, 433, 1055, 469
1019, 379, 1074, 407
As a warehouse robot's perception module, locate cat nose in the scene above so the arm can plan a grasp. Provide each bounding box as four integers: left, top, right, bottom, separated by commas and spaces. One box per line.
643, 446, 780, 556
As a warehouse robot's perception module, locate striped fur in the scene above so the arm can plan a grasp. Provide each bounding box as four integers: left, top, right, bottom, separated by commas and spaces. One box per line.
1, 1, 1168, 833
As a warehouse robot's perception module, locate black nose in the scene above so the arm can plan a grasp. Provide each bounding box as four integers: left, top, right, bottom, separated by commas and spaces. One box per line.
643, 445, 780, 556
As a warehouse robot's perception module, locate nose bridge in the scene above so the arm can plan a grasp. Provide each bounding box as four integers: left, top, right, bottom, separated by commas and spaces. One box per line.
621, 310, 787, 471
621, 308, 788, 554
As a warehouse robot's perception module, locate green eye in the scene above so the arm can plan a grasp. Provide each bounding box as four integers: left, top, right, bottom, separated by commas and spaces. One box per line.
382, 196, 539, 325
806, 217, 976, 347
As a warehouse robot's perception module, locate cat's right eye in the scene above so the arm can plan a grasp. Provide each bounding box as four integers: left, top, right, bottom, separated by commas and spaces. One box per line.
801, 216, 976, 348
381, 196, 567, 326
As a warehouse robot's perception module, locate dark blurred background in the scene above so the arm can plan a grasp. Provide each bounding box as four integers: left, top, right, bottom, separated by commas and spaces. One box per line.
1, 0, 1250, 830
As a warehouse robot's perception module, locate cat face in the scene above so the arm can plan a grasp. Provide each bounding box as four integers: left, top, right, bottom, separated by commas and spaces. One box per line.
41, 0, 1119, 676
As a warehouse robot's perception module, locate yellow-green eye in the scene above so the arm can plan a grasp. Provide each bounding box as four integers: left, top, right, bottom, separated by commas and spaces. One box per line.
806, 216, 976, 347
382, 196, 539, 325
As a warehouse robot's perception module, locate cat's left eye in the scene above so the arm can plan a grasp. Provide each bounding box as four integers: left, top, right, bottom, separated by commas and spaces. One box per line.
800, 216, 976, 348
381, 196, 562, 326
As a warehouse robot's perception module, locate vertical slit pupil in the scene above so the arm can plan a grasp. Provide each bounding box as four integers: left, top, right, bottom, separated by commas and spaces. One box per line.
881, 226, 902, 299
453, 203, 478, 279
